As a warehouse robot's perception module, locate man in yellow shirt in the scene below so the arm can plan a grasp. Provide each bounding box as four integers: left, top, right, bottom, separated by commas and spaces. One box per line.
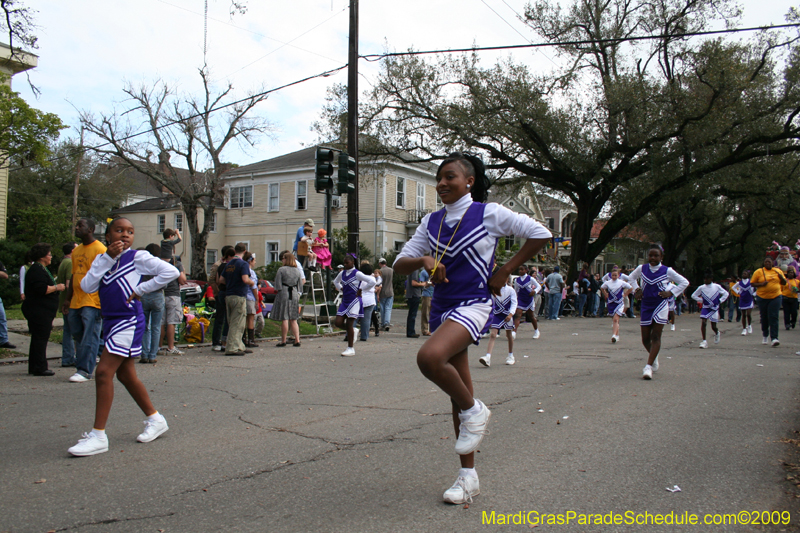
62, 219, 106, 382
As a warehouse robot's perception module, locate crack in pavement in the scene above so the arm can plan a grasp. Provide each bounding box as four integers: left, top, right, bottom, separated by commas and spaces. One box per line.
237, 415, 420, 447
51, 511, 176, 531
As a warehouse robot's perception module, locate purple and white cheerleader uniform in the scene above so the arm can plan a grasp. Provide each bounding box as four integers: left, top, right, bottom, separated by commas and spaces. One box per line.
628, 263, 689, 326
691, 283, 729, 323
514, 273, 540, 312
489, 285, 517, 330
734, 280, 755, 310
80, 248, 179, 357
600, 278, 632, 316
334, 267, 376, 319
394, 194, 552, 344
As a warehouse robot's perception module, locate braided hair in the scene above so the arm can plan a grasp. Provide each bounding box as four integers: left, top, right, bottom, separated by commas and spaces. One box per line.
437, 152, 491, 203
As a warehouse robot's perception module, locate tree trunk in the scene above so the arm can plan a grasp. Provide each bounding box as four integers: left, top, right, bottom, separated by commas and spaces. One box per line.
182, 200, 211, 281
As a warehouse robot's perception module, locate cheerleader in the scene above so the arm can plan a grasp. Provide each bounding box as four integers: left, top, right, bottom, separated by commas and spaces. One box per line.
393, 152, 551, 504
480, 274, 518, 366
666, 282, 678, 331
690, 270, 729, 348
627, 244, 689, 380
68, 218, 179, 456
731, 270, 755, 335
600, 268, 632, 343
333, 254, 376, 357
513, 264, 541, 339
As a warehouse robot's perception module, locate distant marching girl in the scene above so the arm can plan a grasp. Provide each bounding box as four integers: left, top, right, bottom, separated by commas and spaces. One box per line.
603, 265, 635, 318
513, 264, 542, 340
666, 282, 677, 331
480, 274, 517, 367
690, 269, 729, 349
394, 152, 551, 504
333, 254, 376, 357
627, 244, 689, 380
732, 270, 755, 335
600, 268, 633, 343
68, 217, 179, 456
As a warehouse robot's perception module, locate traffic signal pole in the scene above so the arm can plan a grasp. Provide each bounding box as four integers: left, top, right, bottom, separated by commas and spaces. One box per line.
346, 0, 359, 256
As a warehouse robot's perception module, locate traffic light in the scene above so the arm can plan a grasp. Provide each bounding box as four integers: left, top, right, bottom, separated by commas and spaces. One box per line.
314, 147, 335, 192
337, 152, 356, 195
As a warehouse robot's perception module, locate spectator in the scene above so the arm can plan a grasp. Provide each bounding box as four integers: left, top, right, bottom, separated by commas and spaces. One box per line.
159, 228, 181, 260
273, 253, 303, 347
57, 242, 76, 365
372, 267, 383, 337
358, 263, 378, 341
419, 267, 434, 336
243, 253, 259, 348
378, 258, 394, 330
140, 244, 165, 364
406, 267, 424, 338
293, 219, 314, 256
223, 243, 255, 356
160, 255, 187, 356
0, 255, 15, 350
211, 246, 235, 352
545, 266, 565, 320
311, 229, 332, 271
23, 243, 65, 376
63, 218, 105, 383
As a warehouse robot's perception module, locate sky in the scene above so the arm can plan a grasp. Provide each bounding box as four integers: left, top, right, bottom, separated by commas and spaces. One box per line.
12, 0, 799, 168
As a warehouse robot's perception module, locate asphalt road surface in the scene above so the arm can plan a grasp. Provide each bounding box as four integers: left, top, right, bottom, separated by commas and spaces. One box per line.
2, 311, 800, 532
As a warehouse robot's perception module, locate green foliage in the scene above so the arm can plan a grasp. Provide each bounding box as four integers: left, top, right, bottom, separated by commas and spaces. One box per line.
256, 262, 282, 282
330, 227, 372, 267
0, 239, 32, 305
0, 82, 65, 167
12, 205, 73, 249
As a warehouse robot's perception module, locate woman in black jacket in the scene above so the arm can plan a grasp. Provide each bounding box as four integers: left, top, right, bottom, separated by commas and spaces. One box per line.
22, 243, 65, 376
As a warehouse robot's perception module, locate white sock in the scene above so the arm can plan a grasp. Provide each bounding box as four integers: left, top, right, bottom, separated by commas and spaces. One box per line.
508, 352, 513, 358
91, 428, 106, 438
147, 412, 163, 423
459, 467, 477, 478
485, 354, 491, 358
462, 399, 482, 417
534, 329, 539, 333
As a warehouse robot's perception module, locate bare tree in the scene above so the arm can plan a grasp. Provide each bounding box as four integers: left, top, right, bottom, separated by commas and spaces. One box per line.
80, 68, 275, 279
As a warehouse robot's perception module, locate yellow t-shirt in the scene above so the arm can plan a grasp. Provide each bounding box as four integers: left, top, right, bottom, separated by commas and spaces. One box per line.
750, 268, 786, 300
70, 240, 107, 309
782, 278, 800, 299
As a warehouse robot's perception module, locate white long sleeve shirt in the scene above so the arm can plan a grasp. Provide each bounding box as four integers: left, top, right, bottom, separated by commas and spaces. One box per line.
627, 263, 689, 297
80, 249, 180, 297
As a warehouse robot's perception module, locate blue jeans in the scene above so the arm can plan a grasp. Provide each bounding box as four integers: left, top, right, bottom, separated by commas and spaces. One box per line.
212, 293, 227, 346
380, 296, 394, 328
548, 292, 562, 319
727, 297, 736, 321
68, 306, 102, 378
360, 305, 375, 340
142, 291, 165, 360
61, 311, 75, 365
576, 294, 586, 317
755, 295, 782, 341
0, 296, 9, 345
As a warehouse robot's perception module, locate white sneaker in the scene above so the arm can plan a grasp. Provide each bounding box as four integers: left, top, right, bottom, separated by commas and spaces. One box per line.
762, 337, 769, 345
479, 355, 490, 367
511, 331, 516, 340
68, 373, 90, 383
442, 473, 480, 504
166, 347, 184, 355
505, 354, 515, 365
68, 432, 109, 456
157, 346, 168, 353
213, 345, 223, 352
699, 340, 708, 349
353, 328, 360, 339
611, 335, 617, 343
455, 400, 491, 455
642, 365, 653, 380
747, 325, 753, 334
341, 347, 355, 357
772, 339, 780, 347
532, 330, 540, 339
714, 331, 720, 344
652, 357, 659, 372
670, 324, 675, 331
137, 415, 169, 443
741, 329, 747, 336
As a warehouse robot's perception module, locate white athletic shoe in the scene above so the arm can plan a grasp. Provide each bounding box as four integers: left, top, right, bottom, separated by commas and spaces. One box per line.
479, 355, 491, 367
137, 415, 169, 443
772, 339, 780, 347
670, 324, 675, 331
532, 330, 540, 339
341, 347, 355, 357
714, 331, 720, 344
747, 325, 753, 334
505, 354, 515, 365
511, 331, 516, 340
762, 337, 769, 345
68, 432, 109, 456
699, 340, 708, 349
642, 365, 653, 380
741, 329, 747, 336
652, 357, 659, 372
455, 400, 490, 455
442, 473, 480, 504
68, 373, 90, 383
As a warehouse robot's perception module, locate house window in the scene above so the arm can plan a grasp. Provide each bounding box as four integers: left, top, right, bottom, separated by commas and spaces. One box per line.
416, 181, 425, 212
296, 180, 307, 210
206, 249, 217, 273
393, 240, 405, 253
396, 177, 405, 209
266, 241, 280, 264
157, 214, 165, 234
505, 236, 516, 250
561, 216, 572, 238
174, 212, 183, 232
524, 197, 530, 207
268, 183, 279, 212
230, 185, 253, 209
436, 193, 443, 210
546, 218, 555, 230
209, 212, 218, 233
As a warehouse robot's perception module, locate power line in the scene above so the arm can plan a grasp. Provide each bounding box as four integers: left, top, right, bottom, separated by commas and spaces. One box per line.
360, 22, 800, 61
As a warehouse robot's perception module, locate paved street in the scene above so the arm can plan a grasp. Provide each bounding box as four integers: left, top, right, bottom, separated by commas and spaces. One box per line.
2, 311, 800, 532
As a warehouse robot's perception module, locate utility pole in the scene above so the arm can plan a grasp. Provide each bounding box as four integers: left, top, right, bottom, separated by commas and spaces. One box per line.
346, 0, 359, 256
71, 126, 84, 237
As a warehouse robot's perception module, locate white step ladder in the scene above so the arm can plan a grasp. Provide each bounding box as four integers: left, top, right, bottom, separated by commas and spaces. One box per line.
302, 270, 333, 334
